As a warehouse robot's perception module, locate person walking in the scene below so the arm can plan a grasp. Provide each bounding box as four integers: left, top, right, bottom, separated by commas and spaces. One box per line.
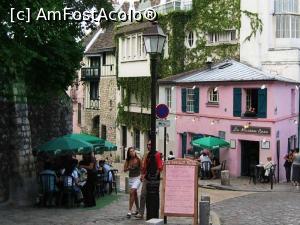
135, 140, 163, 220
284, 150, 295, 182
124, 147, 142, 218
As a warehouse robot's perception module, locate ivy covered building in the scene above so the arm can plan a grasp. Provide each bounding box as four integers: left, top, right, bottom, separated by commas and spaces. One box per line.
115, 0, 241, 158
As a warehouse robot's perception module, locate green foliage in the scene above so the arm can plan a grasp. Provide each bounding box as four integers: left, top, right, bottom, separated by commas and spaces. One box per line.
0, 0, 112, 100
116, 104, 151, 132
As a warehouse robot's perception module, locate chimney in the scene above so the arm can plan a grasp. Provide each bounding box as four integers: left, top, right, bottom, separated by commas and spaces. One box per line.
206, 56, 212, 70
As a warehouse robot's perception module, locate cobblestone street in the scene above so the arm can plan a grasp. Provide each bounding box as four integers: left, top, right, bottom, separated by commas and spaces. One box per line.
212, 192, 300, 225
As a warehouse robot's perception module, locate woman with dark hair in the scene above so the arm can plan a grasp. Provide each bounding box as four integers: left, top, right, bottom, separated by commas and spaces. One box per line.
79, 152, 97, 207
124, 147, 142, 218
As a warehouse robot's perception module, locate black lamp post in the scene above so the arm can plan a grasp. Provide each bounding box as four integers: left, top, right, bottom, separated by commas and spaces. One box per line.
143, 23, 166, 220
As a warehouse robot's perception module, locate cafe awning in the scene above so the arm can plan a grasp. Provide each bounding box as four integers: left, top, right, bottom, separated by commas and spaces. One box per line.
95, 141, 117, 154
64, 133, 105, 146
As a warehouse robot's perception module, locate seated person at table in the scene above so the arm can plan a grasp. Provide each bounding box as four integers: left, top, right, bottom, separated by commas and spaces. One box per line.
211, 157, 221, 179
99, 160, 113, 193
62, 159, 83, 203
263, 157, 274, 182
199, 152, 212, 163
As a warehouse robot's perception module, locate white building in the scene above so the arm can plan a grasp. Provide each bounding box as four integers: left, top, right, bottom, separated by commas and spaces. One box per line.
240, 0, 300, 81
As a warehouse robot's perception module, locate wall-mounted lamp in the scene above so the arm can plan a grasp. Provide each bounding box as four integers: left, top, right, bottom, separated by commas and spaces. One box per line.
274, 106, 278, 115
192, 85, 196, 90
262, 138, 266, 143
192, 117, 196, 122
294, 119, 298, 124
244, 122, 251, 129
296, 85, 299, 91
171, 86, 175, 90
210, 119, 219, 125
261, 84, 266, 90
214, 87, 218, 92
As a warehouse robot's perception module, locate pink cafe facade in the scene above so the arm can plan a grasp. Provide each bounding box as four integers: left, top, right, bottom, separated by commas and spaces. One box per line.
158, 60, 299, 181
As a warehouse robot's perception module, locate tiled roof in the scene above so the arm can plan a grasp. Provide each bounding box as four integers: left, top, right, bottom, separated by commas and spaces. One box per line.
115, 22, 153, 36
82, 26, 101, 48
85, 24, 115, 54
159, 60, 299, 84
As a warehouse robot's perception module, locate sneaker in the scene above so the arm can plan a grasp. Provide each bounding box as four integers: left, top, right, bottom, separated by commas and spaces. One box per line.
135, 213, 143, 219
126, 212, 131, 218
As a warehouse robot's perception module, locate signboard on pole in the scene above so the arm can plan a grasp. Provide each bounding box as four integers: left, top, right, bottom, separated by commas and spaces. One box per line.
156, 119, 170, 128
161, 158, 199, 225
156, 104, 169, 119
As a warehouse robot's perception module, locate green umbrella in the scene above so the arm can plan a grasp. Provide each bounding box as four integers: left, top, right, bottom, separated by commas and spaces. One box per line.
191, 136, 229, 150
64, 133, 105, 146
95, 140, 117, 154
35, 136, 94, 155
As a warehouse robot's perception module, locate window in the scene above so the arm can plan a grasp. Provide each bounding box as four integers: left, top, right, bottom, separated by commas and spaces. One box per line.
122, 38, 126, 59
291, 89, 295, 114
208, 30, 237, 44
134, 129, 140, 150
275, 0, 300, 38
186, 31, 195, 48
132, 35, 137, 58
126, 37, 130, 59
101, 125, 107, 140
77, 103, 81, 125
90, 81, 99, 100
165, 87, 172, 108
186, 88, 195, 112
245, 89, 259, 116
137, 35, 142, 57
102, 52, 106, 65
90, 57, 100, 67
120, 34, 146, 61
208, 87, 219, 103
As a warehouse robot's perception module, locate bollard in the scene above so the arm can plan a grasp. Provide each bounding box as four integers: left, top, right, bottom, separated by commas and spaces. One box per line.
199, 200, 210, 225
221, 170, 230, 186
125, 177, 129, 194
115, 175, 120, 192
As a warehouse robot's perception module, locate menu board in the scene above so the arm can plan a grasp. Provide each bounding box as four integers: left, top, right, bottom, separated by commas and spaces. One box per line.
161, 158, 198, 225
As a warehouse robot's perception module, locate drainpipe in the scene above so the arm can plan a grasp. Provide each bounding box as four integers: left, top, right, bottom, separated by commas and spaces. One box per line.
298, 88, 300, 150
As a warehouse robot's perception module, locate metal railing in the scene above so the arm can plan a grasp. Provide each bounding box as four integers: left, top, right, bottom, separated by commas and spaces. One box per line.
139, 0, 192, 15
81, 67, 100, 80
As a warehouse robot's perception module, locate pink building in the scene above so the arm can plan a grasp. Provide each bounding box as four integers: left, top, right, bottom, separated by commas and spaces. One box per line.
159, 60, 299, 181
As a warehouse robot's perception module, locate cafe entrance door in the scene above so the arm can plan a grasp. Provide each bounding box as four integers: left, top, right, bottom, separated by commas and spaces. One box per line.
241, 140, 259, 176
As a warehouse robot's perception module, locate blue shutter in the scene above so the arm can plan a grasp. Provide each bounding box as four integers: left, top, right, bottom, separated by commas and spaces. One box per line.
233, 88, 242, 117
181, 132, 187, 157
258, 88, 267, 118
181, 88, 187, 112
194, 87, 199, 113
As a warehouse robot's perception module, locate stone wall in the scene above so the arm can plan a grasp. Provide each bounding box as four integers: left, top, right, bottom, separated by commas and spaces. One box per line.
99, 77, 117, 143
0, 91, 72, 205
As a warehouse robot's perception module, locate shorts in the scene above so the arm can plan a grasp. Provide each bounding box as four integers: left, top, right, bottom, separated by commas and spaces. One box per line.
129, 176, 141, 190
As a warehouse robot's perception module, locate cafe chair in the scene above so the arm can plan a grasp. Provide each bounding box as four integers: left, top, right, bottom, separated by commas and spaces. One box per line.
96, 171, 106, 198
60, 175, 76, 208
108, 169, 118, 195
39, 173, 57, 207
201, 161, 211, 180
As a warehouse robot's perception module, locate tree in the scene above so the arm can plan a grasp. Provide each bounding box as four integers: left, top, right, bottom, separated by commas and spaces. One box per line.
0, 0, 113, 99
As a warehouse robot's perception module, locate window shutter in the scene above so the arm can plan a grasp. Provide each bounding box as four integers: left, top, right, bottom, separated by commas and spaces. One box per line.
181, 132, 187, 157
194, 87, 199, 113
181, 88, 187, 112
258, 88, 267, 118
233, 88, 242, 117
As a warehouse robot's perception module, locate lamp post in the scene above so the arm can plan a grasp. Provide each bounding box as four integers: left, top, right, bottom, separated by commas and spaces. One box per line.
143, 23, 166, 220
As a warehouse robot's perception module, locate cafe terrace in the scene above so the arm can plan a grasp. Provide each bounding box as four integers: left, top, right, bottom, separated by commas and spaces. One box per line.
158, 60, 299, 181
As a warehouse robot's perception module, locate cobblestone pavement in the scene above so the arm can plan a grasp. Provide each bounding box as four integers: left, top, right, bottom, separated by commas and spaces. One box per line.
211, 191, 300, 225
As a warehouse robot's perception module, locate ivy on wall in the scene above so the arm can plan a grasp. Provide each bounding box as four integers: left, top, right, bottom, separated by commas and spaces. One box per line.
116, 104, 151, 132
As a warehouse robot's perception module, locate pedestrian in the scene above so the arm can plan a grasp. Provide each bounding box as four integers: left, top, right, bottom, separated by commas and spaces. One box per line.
79, 152, 97, 207
292, 150, 300, 186
135, 140, 163, 220
284, 149, 295, 182
167, 151, 175, 160
124, 147, 142, 218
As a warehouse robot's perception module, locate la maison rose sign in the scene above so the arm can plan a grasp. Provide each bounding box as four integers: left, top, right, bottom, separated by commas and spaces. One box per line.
230, 125, 271, 136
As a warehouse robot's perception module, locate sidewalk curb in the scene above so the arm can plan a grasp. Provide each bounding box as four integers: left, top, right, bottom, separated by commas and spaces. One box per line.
210, 211, 221, 225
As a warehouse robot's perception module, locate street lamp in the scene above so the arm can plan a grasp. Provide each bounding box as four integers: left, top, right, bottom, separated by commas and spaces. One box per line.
143, 22, 166, 220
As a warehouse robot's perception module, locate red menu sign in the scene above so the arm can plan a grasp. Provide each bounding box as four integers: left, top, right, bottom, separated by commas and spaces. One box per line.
161, 158, 198, 225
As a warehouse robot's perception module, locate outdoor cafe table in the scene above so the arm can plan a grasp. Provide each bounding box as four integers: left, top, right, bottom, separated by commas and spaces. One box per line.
255, 164, 265, 183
